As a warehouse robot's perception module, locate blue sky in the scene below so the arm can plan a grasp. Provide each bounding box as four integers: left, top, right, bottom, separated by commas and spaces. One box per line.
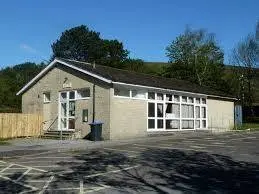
0, 0, 258, 68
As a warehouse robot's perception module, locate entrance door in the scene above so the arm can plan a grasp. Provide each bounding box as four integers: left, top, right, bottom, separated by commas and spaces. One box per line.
59, 91, 76, 131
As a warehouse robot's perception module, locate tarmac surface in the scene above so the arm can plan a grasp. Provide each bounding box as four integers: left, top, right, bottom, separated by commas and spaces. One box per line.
1, 131, 259, 193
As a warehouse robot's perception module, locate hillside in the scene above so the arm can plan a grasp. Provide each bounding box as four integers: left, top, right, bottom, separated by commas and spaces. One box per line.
144, 62, 259, 104
0, 62, 45, 112
0, 61, 258, 113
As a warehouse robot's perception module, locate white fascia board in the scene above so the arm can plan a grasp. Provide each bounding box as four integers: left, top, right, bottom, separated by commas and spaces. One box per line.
16, 60, 57, 95
55, 59, 112, 84
112, 81, 237, 101
16, 59, 112, 95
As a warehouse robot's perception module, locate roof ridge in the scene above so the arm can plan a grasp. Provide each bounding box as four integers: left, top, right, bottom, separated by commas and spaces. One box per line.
56, 57, 92, 65
57, 57, 223, 92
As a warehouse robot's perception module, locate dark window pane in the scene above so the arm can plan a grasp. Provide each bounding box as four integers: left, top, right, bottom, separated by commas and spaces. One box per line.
148, 92, 155, 99
157, 119, 163, 128
202, 120, 206, 128
148, 119, 155, 129
166, 94, 172, 101
202, 107, 206, 118
148, 103, 155, 117
69, 91, 75, 99
68, 119, 75, 129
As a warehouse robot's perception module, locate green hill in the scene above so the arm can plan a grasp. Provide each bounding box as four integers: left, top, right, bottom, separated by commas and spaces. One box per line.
144, 62, 259, 104
0, 61, 258, 113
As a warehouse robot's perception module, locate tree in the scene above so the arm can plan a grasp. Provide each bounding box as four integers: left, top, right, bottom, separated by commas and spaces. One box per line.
232, 33, 259, 113
122, 58, 145, 72
51, 25, 129, 67
98, 39, 129, 68
0, 62, 45, 112
164, 27, 226, 91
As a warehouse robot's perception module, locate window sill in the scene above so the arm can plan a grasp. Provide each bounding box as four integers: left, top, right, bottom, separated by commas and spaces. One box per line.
77, 97, 90, 100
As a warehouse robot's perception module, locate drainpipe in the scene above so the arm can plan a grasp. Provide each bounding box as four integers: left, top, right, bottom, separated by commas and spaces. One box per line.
92, 61, 96, 123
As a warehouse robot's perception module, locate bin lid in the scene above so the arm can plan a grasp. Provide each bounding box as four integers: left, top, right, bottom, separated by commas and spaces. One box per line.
89, 120, 103, 125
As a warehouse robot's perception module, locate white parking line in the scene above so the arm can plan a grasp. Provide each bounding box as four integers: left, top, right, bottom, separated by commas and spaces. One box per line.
27, 180, 48, 183
46, 187, 79, 191
0, 174, 38, 191
39, 175, 54, 194
80, 180, 84, 194
8, 150, 59, 159
0, 160, 47, 173
0, 164, 13, 173
7, 167, 27, 170
26, 172, 45, 175
16, 160, 82, 164
85, 185, 111, 193
16, 168, 32, 181
31, 165, 60, 168
84, 165, 140, 178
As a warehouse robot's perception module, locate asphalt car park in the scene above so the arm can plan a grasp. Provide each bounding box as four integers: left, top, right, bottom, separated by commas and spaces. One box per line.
1, 132, 259, 193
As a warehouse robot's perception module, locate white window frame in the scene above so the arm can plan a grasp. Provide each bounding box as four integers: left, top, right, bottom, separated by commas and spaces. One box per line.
76, 88, 90, 100
147, 92, 208, 132
113, 86, 147, 100
43, 92, 51, 103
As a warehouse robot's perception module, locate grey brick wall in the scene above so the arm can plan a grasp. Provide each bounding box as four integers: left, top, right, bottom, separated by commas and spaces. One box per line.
22, 64, 111, 139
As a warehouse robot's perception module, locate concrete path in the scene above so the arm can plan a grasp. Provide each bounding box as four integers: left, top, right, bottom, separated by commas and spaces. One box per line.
0, 131, 214, 157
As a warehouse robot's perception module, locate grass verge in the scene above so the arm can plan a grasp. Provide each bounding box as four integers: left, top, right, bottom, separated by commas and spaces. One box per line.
0, 138, 10, 145
235, 123, 259, 131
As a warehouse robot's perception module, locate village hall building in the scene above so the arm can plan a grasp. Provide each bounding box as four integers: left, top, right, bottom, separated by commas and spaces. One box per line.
17, 58, 236, 140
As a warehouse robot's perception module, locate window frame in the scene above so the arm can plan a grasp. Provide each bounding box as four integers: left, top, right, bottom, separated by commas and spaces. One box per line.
76, 88, 90, 100
43, 92, 51, 103
147, 92, 208, 131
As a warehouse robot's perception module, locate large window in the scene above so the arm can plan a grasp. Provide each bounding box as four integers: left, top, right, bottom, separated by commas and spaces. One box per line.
114, 86, 147, 99
147, 92, 207, 130
114, 87, 130, 97
77, 88, 90, 99
132, 90, 146, 99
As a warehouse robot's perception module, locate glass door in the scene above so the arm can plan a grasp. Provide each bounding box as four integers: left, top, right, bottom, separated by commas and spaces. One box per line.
59, 91, 76, 131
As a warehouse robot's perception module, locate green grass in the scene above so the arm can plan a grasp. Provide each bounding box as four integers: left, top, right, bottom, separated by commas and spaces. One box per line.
0, 138, 10, 145
235, 123, 259, 131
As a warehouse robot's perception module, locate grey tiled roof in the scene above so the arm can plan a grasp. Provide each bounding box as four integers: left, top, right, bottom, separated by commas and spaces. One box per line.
58, 58, 236, 99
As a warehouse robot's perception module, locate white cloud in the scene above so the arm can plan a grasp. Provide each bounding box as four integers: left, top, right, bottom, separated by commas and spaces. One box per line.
19, 43, 38, 54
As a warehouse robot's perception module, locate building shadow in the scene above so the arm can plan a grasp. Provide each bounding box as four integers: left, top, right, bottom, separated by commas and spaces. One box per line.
0, 172, 33, 194
41, 149, 259, 193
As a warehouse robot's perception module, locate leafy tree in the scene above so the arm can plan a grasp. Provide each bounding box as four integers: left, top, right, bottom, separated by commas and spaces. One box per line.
123, 58, 145, 72
164, 27, 226, 91
0, 62, 45, 112
232, 33, 259, 114
51, 25, 129, 67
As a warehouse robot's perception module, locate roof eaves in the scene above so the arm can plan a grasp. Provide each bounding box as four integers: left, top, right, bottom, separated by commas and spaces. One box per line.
16, 58, 112, 95
113, 81, 237, 101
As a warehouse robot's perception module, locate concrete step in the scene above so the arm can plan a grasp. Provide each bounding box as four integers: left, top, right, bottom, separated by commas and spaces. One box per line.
41, 131, 74, 140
